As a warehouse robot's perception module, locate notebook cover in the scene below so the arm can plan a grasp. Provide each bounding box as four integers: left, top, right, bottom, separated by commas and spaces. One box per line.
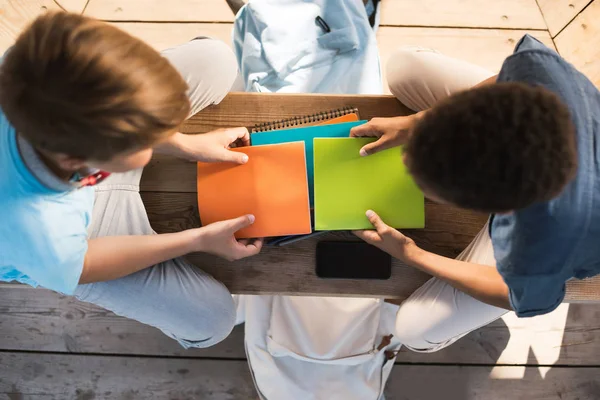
316, 113, 359, 126
197, 142, 312, 239
313, 138, 425, 230
251, 107, 360, 132
251, 120, 366, 206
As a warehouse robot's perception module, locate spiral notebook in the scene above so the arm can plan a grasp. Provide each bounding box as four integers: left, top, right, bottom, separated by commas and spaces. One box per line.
250, 107, 360, 132
197, 142, 312, 239
251, 120, 366, 206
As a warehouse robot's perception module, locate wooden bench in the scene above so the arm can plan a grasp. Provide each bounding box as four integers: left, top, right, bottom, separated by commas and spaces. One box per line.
141, 92, 600, 302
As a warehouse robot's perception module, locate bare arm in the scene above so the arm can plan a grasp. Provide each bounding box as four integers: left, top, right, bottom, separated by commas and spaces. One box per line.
350, 75, 498, 155
155, 129, 250, 163
80, 215, 262, 284
354, 210, 511, 310
81, 231, 197, 283
406, 246, 511, 309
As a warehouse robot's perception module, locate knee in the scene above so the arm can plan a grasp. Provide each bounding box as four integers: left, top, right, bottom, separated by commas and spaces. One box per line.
394, 300, 433, 351
172, 283, 237, 348
394, 297, 449, 352
171, 38, 239, 115
195, 38, 238, 91
386, 46, 432, 99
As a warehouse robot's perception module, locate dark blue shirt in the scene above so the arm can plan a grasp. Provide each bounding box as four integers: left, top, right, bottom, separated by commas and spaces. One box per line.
491, 35, 600, 317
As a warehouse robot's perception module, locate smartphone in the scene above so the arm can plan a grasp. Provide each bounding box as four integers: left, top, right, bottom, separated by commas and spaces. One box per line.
316, 241, 392, 280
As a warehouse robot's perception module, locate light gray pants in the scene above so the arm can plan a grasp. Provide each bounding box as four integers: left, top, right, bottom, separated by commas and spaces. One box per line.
73, 38, 239, 348
388, 47, 510, 352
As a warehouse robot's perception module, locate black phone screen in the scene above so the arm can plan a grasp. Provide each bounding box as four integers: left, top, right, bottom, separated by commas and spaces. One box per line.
316, 241, 392, 280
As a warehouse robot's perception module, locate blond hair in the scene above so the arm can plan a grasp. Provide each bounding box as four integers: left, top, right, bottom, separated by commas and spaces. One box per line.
0, 12, 190, 160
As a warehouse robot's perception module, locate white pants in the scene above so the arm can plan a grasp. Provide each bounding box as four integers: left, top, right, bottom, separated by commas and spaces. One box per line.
388, 47, 510, 352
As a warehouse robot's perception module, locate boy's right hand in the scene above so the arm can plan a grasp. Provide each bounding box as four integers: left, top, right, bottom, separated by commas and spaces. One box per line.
350, 113, 423, 156
193, 215, 264, 261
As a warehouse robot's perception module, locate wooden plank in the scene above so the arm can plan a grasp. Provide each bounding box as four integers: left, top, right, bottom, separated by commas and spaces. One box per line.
54, 0, 88, 13
181, 92, 412, 136
379, 0, 547, 29
536, 0, 593, 37
385, 365, 600, 400
2, 352, 599, 400
143, 94, 409, 191
139, 190, 486, 298
554, 0, 600, 88
377, 28, 555, 93
142, 93, 410, 192
104, 24, 552, 97
152, 182, 597, 298
142, 191, 486, 259
0, 285, 245, 358
0, 353, 256, 400
2, 284, 600, 366
113, 22, 233, 51
84, 0, 234, 22
0, 0, 61, 54
399, 303, 600, 365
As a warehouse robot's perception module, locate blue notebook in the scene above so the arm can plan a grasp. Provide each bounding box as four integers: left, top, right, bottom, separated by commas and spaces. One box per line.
251, 120, 366, 205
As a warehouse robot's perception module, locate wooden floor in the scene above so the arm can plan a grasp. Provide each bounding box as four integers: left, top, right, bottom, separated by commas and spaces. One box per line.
1, 1, 600, 399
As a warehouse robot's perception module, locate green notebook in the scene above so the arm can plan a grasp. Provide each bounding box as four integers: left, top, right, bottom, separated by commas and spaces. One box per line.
251, 121, 366, 206
313, 138, 425, 230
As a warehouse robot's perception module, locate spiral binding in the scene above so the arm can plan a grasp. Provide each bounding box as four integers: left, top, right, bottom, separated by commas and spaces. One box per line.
251, 107, 359, 133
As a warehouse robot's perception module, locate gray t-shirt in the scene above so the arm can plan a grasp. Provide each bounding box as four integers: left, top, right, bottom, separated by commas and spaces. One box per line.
491, 35, 600, 317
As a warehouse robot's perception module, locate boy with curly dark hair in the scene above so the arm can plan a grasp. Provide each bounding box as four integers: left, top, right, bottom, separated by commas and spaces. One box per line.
352, 36, 598, 352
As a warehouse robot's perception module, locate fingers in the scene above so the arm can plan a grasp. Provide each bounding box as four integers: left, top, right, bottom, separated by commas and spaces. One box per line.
226, 214, 256, 232
221, 148, 249, 164
235, 237, 264, 258
359, 137, 400, 157
350, 122, 378, 138
228, 127, 250, 147
352, 230, 381, 243
365, 210, 393, 236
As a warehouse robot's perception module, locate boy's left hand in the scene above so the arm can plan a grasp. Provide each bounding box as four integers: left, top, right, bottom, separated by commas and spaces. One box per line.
352, 210, 419, 263
164, 128, 251, 164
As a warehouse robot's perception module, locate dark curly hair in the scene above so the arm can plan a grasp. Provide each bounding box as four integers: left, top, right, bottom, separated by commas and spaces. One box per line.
404, 82, 577, 213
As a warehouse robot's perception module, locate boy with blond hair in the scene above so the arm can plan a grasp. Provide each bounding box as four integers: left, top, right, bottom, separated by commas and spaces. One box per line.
0, 12, 261, 348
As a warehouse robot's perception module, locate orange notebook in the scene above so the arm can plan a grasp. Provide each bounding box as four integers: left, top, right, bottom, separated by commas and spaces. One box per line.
197, 142, 312, 239
251, 107, 360, 132
317, 113, 359, 125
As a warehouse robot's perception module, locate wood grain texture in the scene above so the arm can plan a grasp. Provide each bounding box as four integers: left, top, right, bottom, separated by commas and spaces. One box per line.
54, 0, 88, 13
84, 0, 234, 22
113, 22, 233, 51
379, 0, 547, 29
400, 303, 600, 365
141, 191, 487, 298
537, 0, 593, 37
377, 27, 555, 93
142, 93, 411, 192
2, 284, 600, 366
554, 0, 600, 88
0, 0, 60, 53
181, 92, 412, 135
0, 285, 245, 358
378, 27, 555, 73
2, 352, 599, 400
0, 353, 256, 400
384, 365, 600, 400
139, 190, 600, 300
139, 91, 600, 300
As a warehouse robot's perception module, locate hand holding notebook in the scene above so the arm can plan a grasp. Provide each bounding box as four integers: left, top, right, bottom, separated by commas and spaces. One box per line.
196, 114, 425, 246
197, 142, 312, 239
197, 215, 264, 260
